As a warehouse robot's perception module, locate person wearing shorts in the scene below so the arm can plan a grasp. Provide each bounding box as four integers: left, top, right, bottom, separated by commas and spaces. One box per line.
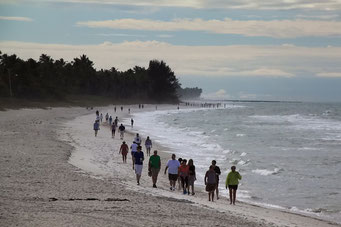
118, 124, 125, 139
205, 165, 217, 202
225, 166, 242, 205
133, 146, 144, 185
188, 159, 196, 195
212, 160, 221, 199
119, 141, 128, 163
148, 150, 161, 188
164, 154, 180, 191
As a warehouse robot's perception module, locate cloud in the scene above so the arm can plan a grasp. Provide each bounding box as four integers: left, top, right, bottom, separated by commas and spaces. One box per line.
1, 40, 341, 80
96, 33, 146, 37
77, 18, 341, 38
316, 72, 341, 78
14, 0, 341, 11
0, 16, 33, 22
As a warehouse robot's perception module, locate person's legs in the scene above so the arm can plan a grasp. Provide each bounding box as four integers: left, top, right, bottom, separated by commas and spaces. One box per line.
233, 189, 237, 205
211, 190, 215, 202
216, 182, 219, 199
136, 174, 141, 185
229, 188, 233, 204
185, 177, 189, 194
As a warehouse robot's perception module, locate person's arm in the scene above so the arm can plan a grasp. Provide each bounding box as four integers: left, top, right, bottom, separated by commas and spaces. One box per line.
237, 172, 242, 180
225, 174, 229, 189
148, 157, 151, 171
119, 146, 122, 154
204, 172, 208, 185
164, 165, 168, 174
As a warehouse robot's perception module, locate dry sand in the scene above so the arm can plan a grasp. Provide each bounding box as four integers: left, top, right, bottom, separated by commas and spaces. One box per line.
0, 105, 339, 227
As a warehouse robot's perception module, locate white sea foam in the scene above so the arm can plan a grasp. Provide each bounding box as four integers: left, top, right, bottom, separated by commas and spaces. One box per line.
252, 168, 282, 176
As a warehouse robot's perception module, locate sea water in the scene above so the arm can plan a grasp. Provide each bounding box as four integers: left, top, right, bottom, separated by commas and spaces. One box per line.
126, 102, 341, 223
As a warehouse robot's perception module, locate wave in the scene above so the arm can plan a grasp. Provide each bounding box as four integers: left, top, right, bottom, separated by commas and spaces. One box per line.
252, 168, 282, 176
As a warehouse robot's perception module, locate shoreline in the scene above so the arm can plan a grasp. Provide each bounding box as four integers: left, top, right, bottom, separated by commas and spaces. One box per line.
0, 105, 339, 226
61, 104, 340, 226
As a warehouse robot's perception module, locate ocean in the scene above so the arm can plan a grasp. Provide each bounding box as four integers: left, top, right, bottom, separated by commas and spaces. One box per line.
126, 101, 341, 223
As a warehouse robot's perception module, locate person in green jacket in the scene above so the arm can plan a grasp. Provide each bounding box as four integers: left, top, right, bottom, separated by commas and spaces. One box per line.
225, 166, 242, 205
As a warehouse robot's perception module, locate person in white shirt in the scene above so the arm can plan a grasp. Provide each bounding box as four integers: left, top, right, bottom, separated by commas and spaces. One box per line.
130, 142, 138, 170
134, 133, 141, 145
164, 154, 180, 191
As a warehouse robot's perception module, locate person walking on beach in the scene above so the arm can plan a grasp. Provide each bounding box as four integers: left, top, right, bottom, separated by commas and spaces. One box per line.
114, 116, 118, 126
212, 160, 221, 199
131, 118, 134, 128
134, 133, 141, 145
226, 166, 242, 205
109, 116, 112, 125
188, 159, 196, 195
105, 113, 109, 122
93, 120, 100, 137
119, 141, 129, 163
100, 113, 103, 123
111, 122, 116, 138
179, 159, 190, 194
119, 124, 125, 140
149, 150, 161, 188
133, 146, 144, 185
164, 154, 180, 191
205, 165, 217, 202
130, 141, 138, 169
145, 136, 152, 156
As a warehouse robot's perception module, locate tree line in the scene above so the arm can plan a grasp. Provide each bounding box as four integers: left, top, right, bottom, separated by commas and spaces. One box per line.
0, 51, 202, 103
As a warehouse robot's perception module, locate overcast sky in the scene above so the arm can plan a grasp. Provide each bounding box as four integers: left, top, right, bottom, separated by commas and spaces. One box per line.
1, 0, 341, 102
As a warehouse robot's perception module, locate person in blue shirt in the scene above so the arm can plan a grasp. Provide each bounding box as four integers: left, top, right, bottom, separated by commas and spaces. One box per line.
93, 120, 100, 137
133, 146, 144, 185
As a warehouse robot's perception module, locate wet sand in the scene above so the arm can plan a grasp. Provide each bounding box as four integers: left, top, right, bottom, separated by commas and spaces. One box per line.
0, 106, 339, 227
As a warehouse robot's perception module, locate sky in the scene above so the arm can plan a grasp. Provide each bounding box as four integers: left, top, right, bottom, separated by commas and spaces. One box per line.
1, 0, 341, 102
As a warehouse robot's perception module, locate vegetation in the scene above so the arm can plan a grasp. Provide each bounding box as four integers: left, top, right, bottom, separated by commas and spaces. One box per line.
0, 51, 201, 104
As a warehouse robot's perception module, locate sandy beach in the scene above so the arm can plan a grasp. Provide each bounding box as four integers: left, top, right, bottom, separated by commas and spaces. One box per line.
0, 105, 339, 227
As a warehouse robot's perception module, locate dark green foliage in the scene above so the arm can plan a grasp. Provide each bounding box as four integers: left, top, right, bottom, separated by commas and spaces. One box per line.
0, 52, 186, 103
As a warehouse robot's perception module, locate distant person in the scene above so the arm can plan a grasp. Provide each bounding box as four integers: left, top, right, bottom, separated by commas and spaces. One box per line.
145, 136, 152, 156
105, 113, 109, 122
133, 146, 144, 185
164, 154, 180, 191
225, 166, 242, 205
131, 118, 134, 128
119, 124, 125, 140
114, 106, 117, 112
111, 122, 116, 138
188, 159, 196, 195
93, 120, 100, 137
96, 110, 99, 116
142, 104, 144, 108
109, 116, 112, 125
100, 113, 103, 123
130, 141, 138, 169
119, 141, 129, 163
121, 106, 123, 111
212, 160, 221, 199
205, 165, 217, 202
128, 108, 130, 114
179, 159, 189, 194
155, 105, 157, 110
149, 150, 161, 188
114, 116, 118, 126
134, 133, 141, 145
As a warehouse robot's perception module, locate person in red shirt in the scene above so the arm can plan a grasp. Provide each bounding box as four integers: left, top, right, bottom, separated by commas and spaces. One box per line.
178, 159, 190, 195
119, 141, 129, 163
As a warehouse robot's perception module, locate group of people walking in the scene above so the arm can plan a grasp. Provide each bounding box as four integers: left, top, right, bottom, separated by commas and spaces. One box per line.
94, 109, 242, 204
